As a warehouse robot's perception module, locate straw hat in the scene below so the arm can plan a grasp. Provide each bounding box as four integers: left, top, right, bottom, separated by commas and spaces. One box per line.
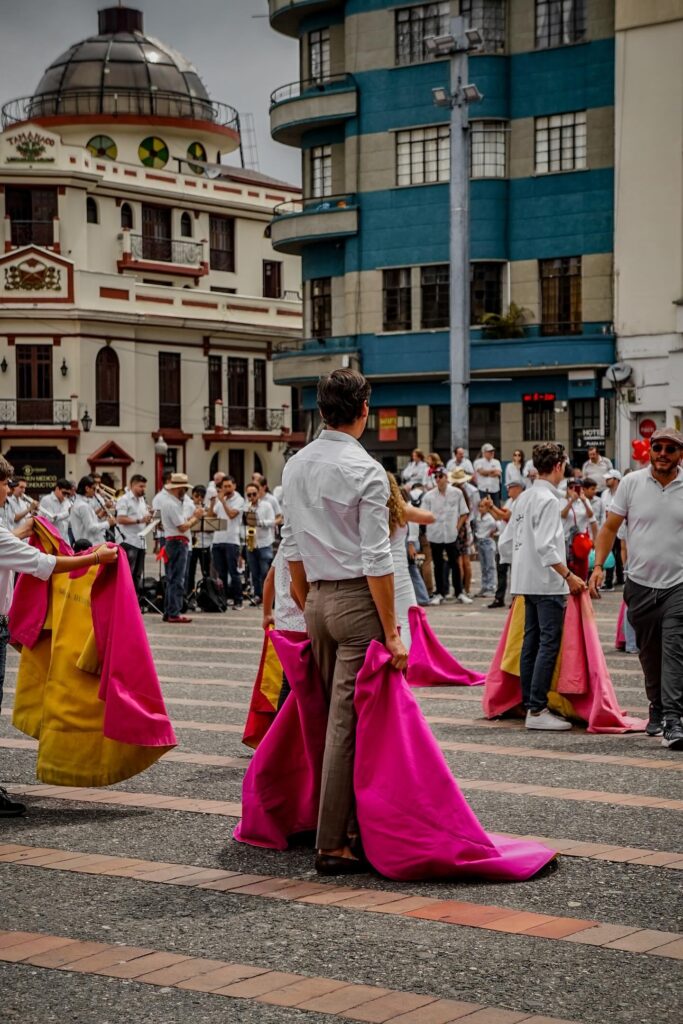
165, 473, 189, 490
448, 468, 472, 486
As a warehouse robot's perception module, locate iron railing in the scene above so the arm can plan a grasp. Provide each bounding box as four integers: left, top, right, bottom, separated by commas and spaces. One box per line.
203, 406, 286, 432
270, 72, 356, 107
272, 193, 357, 218
8, 220, 54, 247
130, 234, 203, 266
1, 90, 239, 131
0, 398, 71, 427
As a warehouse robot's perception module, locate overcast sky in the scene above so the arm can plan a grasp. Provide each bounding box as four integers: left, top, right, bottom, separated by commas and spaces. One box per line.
0, 0, 301, 184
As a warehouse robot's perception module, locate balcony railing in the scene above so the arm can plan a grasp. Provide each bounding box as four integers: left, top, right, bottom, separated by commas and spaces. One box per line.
0, 398, 71, 427
9, 220, 54, 247
273, 193, 357, 218
1, 89, 239, 132
270, 73, 356, 108
203, 406, 285, 432
130, 234, 203, 266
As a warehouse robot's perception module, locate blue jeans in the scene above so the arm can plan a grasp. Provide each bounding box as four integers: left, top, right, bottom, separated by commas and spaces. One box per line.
520, 594, 566, 712
164, 539, 189, 618
477, 538, 496, 592
212, 543, 242, 605
0, 618, 8, 713
408, 557, 430, 605
247, 545, 273, 600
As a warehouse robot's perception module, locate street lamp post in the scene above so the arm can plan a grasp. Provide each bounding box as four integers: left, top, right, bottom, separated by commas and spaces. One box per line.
427, 17, 483, 455
154, 435, 168, 493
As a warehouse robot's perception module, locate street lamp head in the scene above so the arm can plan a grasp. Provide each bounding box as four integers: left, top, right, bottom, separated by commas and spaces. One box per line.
465, 26, 483, 49
154, 435, 169, 457
462, 83, 484, 104
80, 409, 92, 433
425, 32, 458, 56
431, 86, 452, 108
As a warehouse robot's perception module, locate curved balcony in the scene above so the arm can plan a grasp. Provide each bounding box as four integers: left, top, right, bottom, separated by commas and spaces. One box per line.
270, 74, 357, 146
270, 194, 358, 255
268, 0, 344, 38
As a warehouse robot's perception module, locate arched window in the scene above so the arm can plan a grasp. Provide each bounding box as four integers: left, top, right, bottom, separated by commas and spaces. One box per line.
95, 347, 120, 427
86, 197, 99, 224
180, 212, 193, 238
120, 203, 133, 229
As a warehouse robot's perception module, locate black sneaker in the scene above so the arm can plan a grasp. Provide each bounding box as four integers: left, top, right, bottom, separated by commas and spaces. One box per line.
0, 786, 27, 817
661, 718, 683, 750
646, 705, 664, 737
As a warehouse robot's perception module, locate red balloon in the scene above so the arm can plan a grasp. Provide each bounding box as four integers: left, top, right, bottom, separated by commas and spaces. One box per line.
631, 438, 650, 464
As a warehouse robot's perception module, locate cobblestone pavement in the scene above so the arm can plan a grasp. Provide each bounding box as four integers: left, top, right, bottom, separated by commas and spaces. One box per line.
1, 585, 681, 1024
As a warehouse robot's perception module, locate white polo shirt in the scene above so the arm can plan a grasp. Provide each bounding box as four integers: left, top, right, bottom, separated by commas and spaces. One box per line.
499, 479, 568, 596
610, 466, 683, 589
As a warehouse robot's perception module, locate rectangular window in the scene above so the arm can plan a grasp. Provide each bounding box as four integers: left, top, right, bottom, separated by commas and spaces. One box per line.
470, 121, 507, 178
310, 277, 332, 338
470, 262, 504, 324
228, 356, 248, 428
16, 344, 53, 424
396, 125, 450, 186
460, 0, 506, 53
253, 358, 267, 429
310, 145, 332, 198
308, 28, 330, 81
158, 352, 181, 429
262, 260, 282, 299
209, 215, 235, 272
535, 111, 586, 174
208, 354, 222, 408
395, 2, 450, 65
6, 186, 58, 247
383, 268, 413, 331
523, 399, 555, 442
141, 204, 172, 262
535, 0, 586, 49
421, 264, 449, 328
540, 256, 582, 336
571, 398, 600, 429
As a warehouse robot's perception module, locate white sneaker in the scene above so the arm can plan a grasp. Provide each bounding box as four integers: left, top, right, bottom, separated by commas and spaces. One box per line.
525, 709, 572, 731
456, 593, 473, 605
428, 595, 443, 606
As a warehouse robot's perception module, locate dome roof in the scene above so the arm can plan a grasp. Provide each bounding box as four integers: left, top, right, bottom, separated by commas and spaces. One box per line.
30, 7, 215, 122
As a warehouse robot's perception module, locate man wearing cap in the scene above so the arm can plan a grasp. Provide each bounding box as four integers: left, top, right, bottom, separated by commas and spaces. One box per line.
589, 428, 683, 749
582, 446, 613, 494
601, 469, 624, 585
486, 478, 525, 608
474, 444, 502, 507
156, 473, 204, 624
422, 467, 472, 604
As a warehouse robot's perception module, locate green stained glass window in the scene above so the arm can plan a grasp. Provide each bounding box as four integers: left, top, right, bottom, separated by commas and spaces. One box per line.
138, 136, 169, 169
87, 134, 118, 160
187, 141, 207, 174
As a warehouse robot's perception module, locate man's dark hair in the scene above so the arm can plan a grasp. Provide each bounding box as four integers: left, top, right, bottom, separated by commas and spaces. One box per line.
221, 475, 236, 486
130, 474, 147, 485
162, 470, 173, 484
0, 456, 14, 482
532, 442, 566, 475
192, 484, 206, 498
76, 475, 95, 495
56, 478, 72, 491
14, 477, 26, 485
582, 478, 597, 490
317, 369, 371, 428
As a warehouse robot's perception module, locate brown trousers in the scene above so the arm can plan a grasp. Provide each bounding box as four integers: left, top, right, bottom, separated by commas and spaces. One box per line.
304, 578, 384, 850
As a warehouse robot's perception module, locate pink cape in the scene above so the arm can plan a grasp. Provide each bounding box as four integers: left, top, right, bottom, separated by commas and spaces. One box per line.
235, 633, 555, 882
406, 606, 485, 687
9, 516, 73, 648
233, 631, 328, 850
483, 593, 646, 733
615, 602, 626, 650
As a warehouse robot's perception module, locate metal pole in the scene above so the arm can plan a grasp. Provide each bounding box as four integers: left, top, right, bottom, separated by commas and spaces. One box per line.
449, 15, 470, 455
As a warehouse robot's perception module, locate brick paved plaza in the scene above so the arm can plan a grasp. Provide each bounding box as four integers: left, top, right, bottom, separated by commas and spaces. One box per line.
1, 594, 681, 1024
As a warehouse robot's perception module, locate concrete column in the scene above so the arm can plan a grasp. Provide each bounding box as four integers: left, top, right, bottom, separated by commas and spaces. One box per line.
499, 403, 524, 460
416, 404, 431, 453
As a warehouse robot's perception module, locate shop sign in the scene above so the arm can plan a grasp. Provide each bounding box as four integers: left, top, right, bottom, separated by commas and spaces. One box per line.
378, 408, 398, 442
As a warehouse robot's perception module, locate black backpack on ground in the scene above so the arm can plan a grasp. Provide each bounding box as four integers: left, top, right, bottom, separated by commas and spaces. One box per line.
195, 576, 227, 613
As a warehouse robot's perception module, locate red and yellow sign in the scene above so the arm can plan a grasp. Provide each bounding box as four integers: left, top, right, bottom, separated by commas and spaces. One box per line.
378, 408, 398, 442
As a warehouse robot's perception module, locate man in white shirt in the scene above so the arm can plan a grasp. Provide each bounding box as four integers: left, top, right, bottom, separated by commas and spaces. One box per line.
446, 447, 474, 475
70, 476, 113, 548
205, 471, 225, 505
281, 368, 407, 875
601, 469, 624, 585
499, 442, 586, 731
581, 446, 613, 494
422, 467, 472, 604
243, 482, 275, 602
116, 474, 152, 594
256, 477, 283, 526
401, 449, 429, 488
487, 478, 525, 608
0, 455, 118, 817
589, 428, 683, 749
156, 473, 204, 623
210, 475, 245, 609
474, 444, 503, 506
38, 479, 74, 543
7, 478, 35, 532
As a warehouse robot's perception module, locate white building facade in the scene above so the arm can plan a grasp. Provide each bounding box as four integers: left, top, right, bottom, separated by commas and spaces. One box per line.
613, 0, 683, 465
0, 5, 303, 495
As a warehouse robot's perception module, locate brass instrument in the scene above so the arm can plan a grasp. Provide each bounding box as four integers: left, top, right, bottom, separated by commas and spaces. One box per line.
244, 507, 258, 552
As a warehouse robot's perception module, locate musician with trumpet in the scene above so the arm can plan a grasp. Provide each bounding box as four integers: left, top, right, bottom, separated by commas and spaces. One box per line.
7, 478, 38, 531
243, 481, 275, 604
116, 474, 153, 594
38, 478, 75, 543
71, 476, 115, 547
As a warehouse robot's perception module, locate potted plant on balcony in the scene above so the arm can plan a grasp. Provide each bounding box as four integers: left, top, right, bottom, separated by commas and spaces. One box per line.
479, 302, 531, 339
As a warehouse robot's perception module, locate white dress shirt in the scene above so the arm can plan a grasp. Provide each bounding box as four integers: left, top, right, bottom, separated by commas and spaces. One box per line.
422, 485, 468, 545
70, 495, 108, 546
280, 429, 393, 581
505, 463, 526, 490
581, 456, 613, 493
474, 457, 502, 494
115, 490, 149, 549
244, 498, 276, 549
262, 491, 282, 518
446, 456, 474, 475
273, 546, 306, 631
213, 492, 245, 545
38, 492, 71, 542
0, 524, 56, 614
401, 460, 428, 487
499, 479, 568, 596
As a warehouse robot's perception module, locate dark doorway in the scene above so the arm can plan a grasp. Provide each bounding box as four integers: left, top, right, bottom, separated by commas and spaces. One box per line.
142, 204, 172, 261
229, 448, 245, 492
16, 345, 53, 423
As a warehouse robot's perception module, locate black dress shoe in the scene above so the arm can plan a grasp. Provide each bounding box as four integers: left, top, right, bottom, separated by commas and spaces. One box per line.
0, 786, 27, 818
315, 854, 369, 876
487, 600, 505, 608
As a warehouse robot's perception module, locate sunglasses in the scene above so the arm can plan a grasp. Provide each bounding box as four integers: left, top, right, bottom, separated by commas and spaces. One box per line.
246, 491, 258, 498
651, 443, 681, 455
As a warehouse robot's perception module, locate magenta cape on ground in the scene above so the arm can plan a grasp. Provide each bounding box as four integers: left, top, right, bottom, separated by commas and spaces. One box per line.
234, 632, 555, 882
483, 593, 646, 734
615, 602, 626, 650
406, 606, 485, 687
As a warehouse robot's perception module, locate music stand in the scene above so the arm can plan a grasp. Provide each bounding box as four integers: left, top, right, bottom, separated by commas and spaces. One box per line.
138, 514, 164, 615
187, 516, 220, 608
